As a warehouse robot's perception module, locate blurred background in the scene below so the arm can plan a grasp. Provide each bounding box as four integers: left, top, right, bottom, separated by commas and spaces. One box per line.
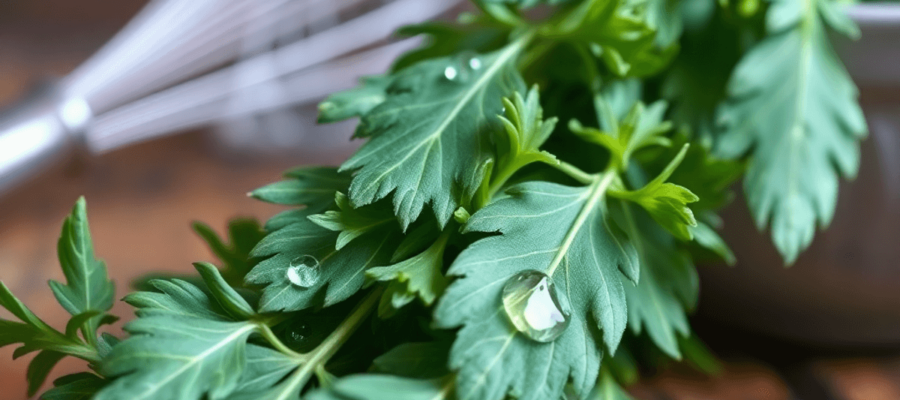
1, 0, 899, 399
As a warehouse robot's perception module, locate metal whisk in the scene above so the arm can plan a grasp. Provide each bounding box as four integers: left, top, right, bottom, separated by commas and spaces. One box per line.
0, 0, 462, 195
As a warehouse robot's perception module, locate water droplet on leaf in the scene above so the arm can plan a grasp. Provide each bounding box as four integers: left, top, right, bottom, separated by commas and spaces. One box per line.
444, 66, 458, 80
284, 321, 313, 350
287, 255, 320, 288
502, 270, 570, 342
468, 57, 482, 70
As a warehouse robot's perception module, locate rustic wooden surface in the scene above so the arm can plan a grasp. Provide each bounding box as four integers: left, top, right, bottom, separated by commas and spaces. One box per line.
2, 1, 900, 399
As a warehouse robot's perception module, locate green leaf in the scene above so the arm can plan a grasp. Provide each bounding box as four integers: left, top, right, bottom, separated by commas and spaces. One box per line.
246, 218, 399, 312
715, 0, 866, 264
27, 350, 66, 396
0, 276, 102, 398
372, 342, 450, 379
547, 0, 676, 77
224, 345, 299, 397
97, 279, 260, 400
318, 75, 391, 124
340, 37, 529, 229
605, 347, 638, 386
308, 192, 398, 250
613, 202, 695, 359
661, 4, 745, 143
48, 197, 115, 338
391, 220, 441, 263
645, 0, 683, 47
194, 262, 255, 320
484, 86, 559, 198
613, 145, 699, 241
649, 134, 743, 213
124, 279, 232, 320
589, 368, 634, 400
249, 167, 351, 216
97, 317, 258, 400
0, 282, 98, 364
192, 218, 266, 284
391, 22, 511, 72
689, 221, 736, 266
570, 100, 673, 171
42, 373, 107, 400
435, 179, 638, 400
482, 0, 574, 7
678, 334, 723, 374
307, 375, 455, 400
366, 232, 450, 315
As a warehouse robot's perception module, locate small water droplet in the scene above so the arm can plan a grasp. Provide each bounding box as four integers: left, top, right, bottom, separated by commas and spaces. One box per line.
284, 321, 313, 350
287, 255, 320, 288
444, 66, 458, 80
502, 270, 570, 342
468, 57, 482, 70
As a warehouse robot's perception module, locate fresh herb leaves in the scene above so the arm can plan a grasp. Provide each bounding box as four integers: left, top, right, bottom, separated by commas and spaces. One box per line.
0, 198, 110, 396
1, 0, 868, 399
716, 0, 866, 264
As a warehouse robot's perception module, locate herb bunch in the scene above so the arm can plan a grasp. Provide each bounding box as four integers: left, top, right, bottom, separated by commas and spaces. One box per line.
1, 0, 865, 399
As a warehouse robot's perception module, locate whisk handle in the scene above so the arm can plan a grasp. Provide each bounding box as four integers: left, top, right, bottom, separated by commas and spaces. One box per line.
0, 84, 90, 196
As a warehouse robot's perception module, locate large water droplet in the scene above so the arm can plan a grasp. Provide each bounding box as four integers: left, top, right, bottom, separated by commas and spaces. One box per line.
502, 270, 570, 342
444, 66, 458, 81
287, 255, 320, 288
468, 57, 482, 70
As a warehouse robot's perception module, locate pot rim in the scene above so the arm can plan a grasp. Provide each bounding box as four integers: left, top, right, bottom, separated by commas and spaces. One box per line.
848, 3, 900, 27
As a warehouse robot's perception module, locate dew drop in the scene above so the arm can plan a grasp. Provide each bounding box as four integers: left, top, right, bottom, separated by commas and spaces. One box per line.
284, 321, 313, 351
444, 66, 458, 80
468, 57, 482, 70
286, 255, 320, 288
502, 270, 570, 342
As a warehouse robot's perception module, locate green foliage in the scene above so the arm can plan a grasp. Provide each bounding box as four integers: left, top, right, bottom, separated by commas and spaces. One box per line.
97, 271, 261, 400
245, 212, 400, 312
1, 0, 867, 399
716, 0, 866, 264
308, 192, 397, 250
0, 198, 111, 396
49, 197, 116, 340
435, 179, 638, 400
192, 219, 266, 284
333, 38, 529, 229
613, 145, 699, 241
614, 203, 694, 359
590, 368, 633, 400
542, 0, 677, 77
42, 373, 107, 400
569, 100, 673, 172
250, 167, 352, 230
318, 75, 391, 125
307, 375, 455, 400
366, 231, 450, 316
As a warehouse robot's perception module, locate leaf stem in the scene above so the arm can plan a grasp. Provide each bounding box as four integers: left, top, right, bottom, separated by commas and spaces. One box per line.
68, 343, 101, 364
289, 287, 383, 390
473, 1, 523, 27
486, 160, 525, 200
545, 169, 616, 276
554, 161, 596, 185
258, 323, 303, 359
